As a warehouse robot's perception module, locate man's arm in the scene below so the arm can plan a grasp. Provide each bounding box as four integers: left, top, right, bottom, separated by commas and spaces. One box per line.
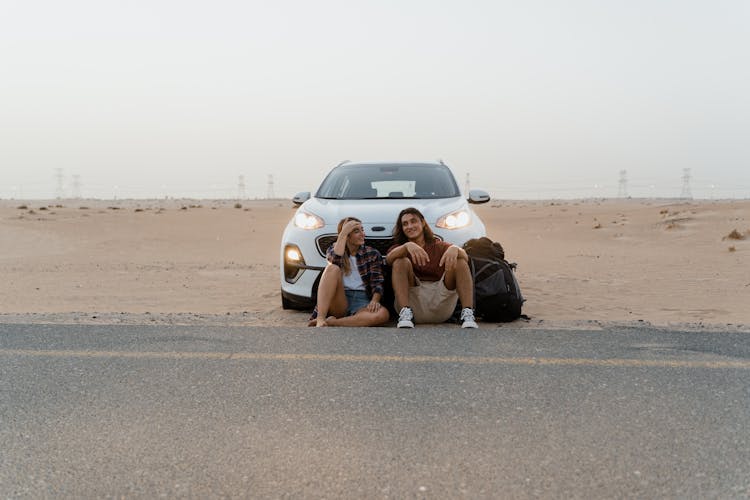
456, 246, 469, 261
386, 242, 429, 266
438, 244, 469, 271
385, 244, 410, 266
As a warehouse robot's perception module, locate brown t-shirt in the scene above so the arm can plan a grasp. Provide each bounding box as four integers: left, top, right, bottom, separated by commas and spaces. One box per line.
389, 240, 452, 282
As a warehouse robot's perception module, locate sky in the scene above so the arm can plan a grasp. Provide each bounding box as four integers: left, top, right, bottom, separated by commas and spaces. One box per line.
1, 0, 749, 200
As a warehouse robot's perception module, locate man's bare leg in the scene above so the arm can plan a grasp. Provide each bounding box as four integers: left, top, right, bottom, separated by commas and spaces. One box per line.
443, 259, 474, 309
390, 257, 415, 310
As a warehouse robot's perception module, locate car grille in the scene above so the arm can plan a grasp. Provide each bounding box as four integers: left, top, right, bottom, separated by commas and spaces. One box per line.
316, 236, 395, 258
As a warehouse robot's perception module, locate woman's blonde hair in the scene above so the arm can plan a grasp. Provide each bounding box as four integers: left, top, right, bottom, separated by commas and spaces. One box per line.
337, 217, 362, 275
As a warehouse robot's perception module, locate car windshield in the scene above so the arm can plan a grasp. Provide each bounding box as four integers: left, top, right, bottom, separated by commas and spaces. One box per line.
315, 164, 461, 200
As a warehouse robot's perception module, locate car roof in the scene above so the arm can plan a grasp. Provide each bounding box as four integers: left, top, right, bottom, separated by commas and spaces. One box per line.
336, 160, 448, 168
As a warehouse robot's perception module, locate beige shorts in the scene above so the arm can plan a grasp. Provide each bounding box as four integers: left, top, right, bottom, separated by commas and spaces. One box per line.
395, 275, 458, 324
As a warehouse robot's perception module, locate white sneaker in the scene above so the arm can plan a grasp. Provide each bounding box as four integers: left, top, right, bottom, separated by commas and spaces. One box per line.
460, 308, 478, 329
397, 307, 414, 328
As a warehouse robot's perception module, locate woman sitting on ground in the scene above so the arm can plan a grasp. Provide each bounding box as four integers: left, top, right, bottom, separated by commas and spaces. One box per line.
308, 217, 390, 327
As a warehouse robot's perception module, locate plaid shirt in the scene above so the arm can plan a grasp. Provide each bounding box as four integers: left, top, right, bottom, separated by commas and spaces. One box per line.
326, 244, 385, 298
309, 245, 384, 321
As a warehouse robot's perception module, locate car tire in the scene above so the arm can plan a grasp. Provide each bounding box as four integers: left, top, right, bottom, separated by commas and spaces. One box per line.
281, 294, 294, 310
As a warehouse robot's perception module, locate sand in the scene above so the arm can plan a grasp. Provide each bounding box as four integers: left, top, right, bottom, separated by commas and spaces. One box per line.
1, 198, 749, 331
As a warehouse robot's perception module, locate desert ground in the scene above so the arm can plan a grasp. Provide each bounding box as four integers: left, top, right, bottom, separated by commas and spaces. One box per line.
1, 198, 748, 331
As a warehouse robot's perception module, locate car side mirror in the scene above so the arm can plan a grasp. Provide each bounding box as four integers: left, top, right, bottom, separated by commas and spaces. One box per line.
468, 189, 490, 204
292, 192, 311, 206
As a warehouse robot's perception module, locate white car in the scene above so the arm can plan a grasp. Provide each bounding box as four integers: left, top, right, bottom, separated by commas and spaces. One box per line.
280, 160, 490, 309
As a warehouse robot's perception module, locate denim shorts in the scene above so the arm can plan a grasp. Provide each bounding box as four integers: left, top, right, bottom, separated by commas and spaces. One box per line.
345, 289, 370, 316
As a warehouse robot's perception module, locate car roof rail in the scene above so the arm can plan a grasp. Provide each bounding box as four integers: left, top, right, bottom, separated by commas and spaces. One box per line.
438, 158, 447, 166
336, 160, 350, 167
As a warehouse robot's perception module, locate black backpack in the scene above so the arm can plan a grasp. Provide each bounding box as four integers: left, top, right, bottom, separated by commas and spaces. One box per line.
463, 237, 525, 322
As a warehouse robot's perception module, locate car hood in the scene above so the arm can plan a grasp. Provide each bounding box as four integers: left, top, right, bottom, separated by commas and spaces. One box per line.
298, 197, 470, 227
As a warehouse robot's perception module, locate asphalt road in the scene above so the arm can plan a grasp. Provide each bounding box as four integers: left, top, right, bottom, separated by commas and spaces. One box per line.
1, 323, 749, 498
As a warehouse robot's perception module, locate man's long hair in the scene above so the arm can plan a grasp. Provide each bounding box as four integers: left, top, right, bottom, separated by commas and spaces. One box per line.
392, 207, 435, 245
337, 217, 361, 275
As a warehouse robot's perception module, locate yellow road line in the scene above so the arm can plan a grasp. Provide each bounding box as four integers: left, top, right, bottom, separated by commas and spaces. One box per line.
1, 349, 749, 369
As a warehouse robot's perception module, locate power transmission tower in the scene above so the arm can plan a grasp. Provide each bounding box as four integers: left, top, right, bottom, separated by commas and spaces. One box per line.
617, 170, 628, 198
680, 168, 692, 199
238, 175, 246, 200
71, 175, 81, 199
266, 174, 275, 199
465, 173, 471, 196
55, 168, 65, 199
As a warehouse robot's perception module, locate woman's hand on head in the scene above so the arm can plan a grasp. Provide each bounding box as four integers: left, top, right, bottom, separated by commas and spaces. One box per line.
340, 220, 361, 237
336, 220, 360, 248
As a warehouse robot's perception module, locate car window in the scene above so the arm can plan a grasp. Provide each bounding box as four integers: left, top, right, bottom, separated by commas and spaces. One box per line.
316, 164, 460, 199
371, 180, 415, 198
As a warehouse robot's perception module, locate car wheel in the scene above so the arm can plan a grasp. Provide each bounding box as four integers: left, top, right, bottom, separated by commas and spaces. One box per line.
281, 294, 294, 310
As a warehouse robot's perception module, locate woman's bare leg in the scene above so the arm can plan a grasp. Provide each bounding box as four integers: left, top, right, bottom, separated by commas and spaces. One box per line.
325, 306, 390, 327
314, 264, 348, 327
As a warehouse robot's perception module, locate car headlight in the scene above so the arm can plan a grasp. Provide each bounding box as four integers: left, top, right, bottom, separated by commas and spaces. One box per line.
285, 247, 302, 262
436, 210, 471, 229
294, 211, 324, 230
283, 244, 305, 281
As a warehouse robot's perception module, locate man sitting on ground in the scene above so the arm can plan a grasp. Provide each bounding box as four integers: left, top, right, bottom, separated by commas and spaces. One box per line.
386, 207, 477, 329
